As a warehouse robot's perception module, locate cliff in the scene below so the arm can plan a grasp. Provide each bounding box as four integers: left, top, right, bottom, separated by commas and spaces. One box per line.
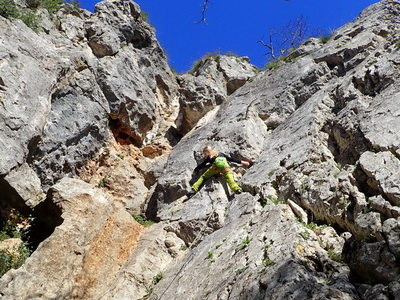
0, 0, 399, 299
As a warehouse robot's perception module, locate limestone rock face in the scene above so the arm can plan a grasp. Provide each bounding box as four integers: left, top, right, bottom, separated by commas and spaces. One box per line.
0, 0, 179, 192
0, 178, 143, 300
177, 54, 258, 134
1, 0, 400, 300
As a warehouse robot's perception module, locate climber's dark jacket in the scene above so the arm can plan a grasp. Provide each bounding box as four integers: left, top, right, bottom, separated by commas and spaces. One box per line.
194, 153, 241, 172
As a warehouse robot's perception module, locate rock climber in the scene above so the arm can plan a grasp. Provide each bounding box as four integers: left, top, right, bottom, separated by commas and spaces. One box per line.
189, 146, 250, 196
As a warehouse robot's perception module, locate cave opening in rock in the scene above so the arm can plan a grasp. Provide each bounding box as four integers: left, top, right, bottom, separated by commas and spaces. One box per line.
0, 176, 63, 253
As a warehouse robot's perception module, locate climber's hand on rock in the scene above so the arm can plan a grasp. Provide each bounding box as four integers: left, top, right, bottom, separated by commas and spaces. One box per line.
241, 161, 250, 167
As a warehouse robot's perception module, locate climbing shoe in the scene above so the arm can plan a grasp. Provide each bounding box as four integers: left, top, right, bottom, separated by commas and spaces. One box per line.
235, 190, 242, 195
186, 190, 196, 198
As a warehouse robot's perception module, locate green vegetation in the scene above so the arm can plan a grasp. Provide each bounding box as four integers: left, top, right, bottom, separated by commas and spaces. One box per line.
207, 251, 215, 263
0, 243, 31, 277
0, 222, 20, 242
131, 214, 155, 227
265, 52, 298, 71
0, 0, 19, 19
116, 153, 125, 160
265, 59, 281, 71
327, 249, 342, 262
140, 11, 149, 22
235, 265, 248, 275
40, 0, 63, 12
396, 39, 400, 49
268, 195, 286, 205
188, 50, 243, 74
142, 272, 163, 299
300, 182, 309, 191
299, 230, 311, 240
319, 35, 331, 44
98, 175, 110, 188
239, 236, 252, 249
19, 10, 40, 31
153, 272, 163, 285
0, 210, 32, 277
189, 52, 220, 74
262, 242, 275, 272
0, 0, 81, 32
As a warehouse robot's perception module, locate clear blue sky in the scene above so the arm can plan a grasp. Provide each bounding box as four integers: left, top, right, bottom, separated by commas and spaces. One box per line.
79, 0, 379, 73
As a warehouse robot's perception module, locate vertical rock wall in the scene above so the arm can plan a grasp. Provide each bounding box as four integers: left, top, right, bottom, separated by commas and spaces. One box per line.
0, 0, 400, 300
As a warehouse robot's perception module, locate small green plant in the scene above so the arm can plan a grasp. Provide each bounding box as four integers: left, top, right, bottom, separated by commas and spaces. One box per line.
207, 251, 215, 263
180, 244, 187, 251
40, 0, 63, 12
131, 214, 154, 227
0, 0, 19, 19
319, 35, 331, 44
262, 242, 275, 272
19, 10, 40, 32
189, 52, 220, 74
0, 243, 31, 277
265, 59, 280, 71
268, 195, 286, 205
0, 221, 21, 242
327, 249, 342, 262
263, 258, 275, 267
299, 230, 311, 240
235, 265, 248, 275
142, 272, 163, 300
215, 244, 222, 249
396, 39, 400, 49
140, 11, 149, 22
152, 272, 163, 285
98, 175, 110, 188
239, 236, 252, 249
300, 182, 309, 190
116, 153, 125, 160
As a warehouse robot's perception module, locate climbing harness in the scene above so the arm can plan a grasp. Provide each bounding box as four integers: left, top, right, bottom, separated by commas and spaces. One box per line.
212, 156, 232, 173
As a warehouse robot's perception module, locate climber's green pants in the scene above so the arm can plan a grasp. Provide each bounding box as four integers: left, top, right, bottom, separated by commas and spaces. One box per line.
191, 167, 241, 193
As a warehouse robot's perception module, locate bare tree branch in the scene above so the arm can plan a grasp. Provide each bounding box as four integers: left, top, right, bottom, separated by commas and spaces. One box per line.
259, 16, 309, 61
197, 0, 212, 24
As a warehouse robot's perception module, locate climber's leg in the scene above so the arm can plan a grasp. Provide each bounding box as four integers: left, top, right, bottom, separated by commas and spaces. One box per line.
223, 171, 242, 193
191, 167, 218, 192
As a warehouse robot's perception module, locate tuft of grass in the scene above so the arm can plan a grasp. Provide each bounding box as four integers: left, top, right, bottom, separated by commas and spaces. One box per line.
239, 236, 252, 249
189, 52, 220, 74
262, 242, 275, 272
396, 40, 400, 49
131, 214, 154, 227
207, 251, 215, 263
140, 11, 149, 22
319, 35, 331, 44
40, 0, 63, 12
300, 182, 309, 191
235, 265, 248, 275
268, 195, 286, 205
265, 59, 281, 71
98, 175, 110, 188
299, 230, 311, 240
327, 249, 342, 262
